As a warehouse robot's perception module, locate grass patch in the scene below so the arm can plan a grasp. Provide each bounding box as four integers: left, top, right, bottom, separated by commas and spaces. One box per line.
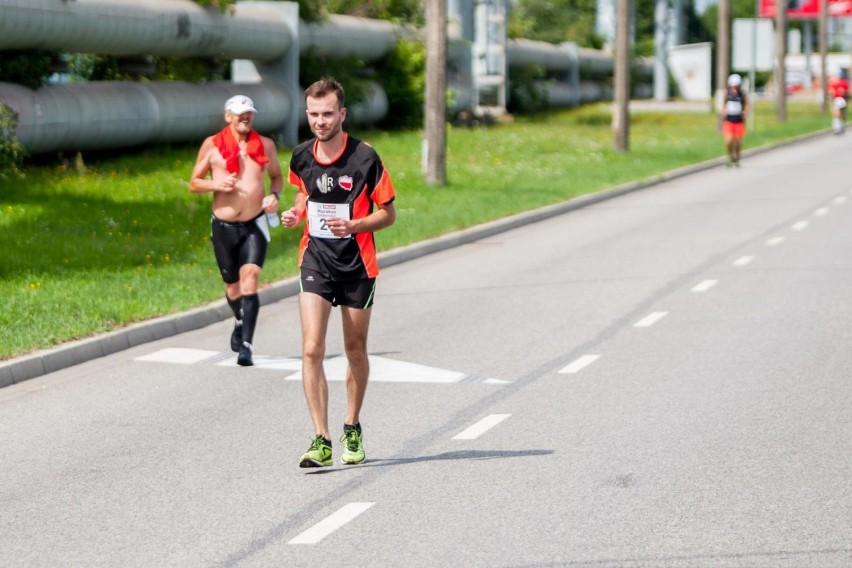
0, 100, 830, 360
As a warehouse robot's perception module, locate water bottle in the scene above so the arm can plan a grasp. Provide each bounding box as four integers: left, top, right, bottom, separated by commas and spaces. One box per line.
263, 196, 280, 228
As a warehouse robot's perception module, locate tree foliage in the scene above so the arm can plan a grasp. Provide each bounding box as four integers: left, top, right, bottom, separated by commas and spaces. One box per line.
509, 0, 716, 56
700, 0, 759, 37
509, 0, 605, 48
326, 0, 423, 24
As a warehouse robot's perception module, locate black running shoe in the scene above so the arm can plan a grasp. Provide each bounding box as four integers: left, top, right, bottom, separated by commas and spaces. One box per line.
231, 320, 243, 353
237, 342, 253, 366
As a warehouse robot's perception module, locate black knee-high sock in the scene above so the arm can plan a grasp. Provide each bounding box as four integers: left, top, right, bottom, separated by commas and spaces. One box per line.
241, 294, 260, 345
227, 294, 243, 321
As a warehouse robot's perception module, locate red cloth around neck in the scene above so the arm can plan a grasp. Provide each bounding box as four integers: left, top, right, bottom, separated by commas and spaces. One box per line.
213, 127, 269, 174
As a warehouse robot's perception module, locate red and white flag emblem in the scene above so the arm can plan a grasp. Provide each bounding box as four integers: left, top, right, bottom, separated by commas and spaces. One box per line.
339, 175, 354, 191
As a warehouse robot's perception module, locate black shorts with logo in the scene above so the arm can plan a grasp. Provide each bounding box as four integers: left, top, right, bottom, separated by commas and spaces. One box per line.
300, 267, 376, 309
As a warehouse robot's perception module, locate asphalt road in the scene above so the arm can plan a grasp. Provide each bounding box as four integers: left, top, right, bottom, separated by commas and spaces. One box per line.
2, 132, 852, 567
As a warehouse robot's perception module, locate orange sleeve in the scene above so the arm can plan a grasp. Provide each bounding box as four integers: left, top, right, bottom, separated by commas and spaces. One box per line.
370, 166, 396, 205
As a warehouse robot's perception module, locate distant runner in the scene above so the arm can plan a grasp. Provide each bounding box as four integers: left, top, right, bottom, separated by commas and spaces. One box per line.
829, 69, 849, 135
720, 74, 749, 168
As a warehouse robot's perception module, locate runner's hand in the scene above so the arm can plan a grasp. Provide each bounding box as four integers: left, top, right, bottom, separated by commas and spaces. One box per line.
216, 173, 238, 193
325, 217, 352, 238
281, 207, 302, 228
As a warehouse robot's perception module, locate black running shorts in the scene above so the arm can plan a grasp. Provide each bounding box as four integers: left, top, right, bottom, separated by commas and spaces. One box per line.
300, 267, 376, 309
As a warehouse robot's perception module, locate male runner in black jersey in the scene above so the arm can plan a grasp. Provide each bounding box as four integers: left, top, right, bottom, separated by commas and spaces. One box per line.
281, 78, 397, 467
189, 95, 283, 366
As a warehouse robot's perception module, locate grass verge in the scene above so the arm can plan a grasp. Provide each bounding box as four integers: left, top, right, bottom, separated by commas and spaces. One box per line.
0, 99, 830, 360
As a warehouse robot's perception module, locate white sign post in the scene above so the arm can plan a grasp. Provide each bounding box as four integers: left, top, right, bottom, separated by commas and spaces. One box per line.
732, 18, 774, 130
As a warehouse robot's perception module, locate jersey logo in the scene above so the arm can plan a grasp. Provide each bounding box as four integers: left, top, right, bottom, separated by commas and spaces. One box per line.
316, 173, 334, 194
339, 175, 353, 191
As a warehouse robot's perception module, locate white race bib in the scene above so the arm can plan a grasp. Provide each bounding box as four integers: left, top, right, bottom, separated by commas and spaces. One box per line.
307, 201, 351, 239
725, 100, 743, 115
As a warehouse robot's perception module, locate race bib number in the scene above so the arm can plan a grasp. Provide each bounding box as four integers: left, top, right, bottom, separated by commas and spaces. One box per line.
307, 201, 351, 239
725, 100, 742, 115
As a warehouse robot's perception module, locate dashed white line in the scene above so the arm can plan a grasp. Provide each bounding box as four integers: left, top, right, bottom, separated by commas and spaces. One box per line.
834, 196, 847, 205
559, 354, 601, 374
766, 237, 784, 247
733, 255, 754, 267
691, 279, 718, 293
792, 221, 809, 231
814, 207, 829, 217
634, 311, 668, 328
288, 503, 375, 545
452, 414, 511, 440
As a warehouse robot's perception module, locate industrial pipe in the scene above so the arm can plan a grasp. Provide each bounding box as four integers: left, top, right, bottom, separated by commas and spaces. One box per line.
0, 0, 292, 61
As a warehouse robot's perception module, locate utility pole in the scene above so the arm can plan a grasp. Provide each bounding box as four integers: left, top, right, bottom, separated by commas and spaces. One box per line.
614, 0, 630, 152
819, 0, 828, 113
653, 0, 668, 101
716, 0, 730, 111
775, 0, 788, 121
424, 0, 447, 185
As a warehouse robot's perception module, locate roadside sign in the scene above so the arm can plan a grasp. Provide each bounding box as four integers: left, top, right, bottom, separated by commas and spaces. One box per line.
759, 0, 852, 18
733, 19, 774, 72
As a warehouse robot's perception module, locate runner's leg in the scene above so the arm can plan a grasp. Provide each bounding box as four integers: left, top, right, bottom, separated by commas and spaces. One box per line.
237, 264, 261, 345
341, 305, 372, 426
300, 292, 333, 439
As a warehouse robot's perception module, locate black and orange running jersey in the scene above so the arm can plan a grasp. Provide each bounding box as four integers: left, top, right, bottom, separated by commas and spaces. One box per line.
288, 133, 396, 280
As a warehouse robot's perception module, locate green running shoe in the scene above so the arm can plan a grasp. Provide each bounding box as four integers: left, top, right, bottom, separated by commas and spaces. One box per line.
299, 435, 332, 468
340, 425, 365, 465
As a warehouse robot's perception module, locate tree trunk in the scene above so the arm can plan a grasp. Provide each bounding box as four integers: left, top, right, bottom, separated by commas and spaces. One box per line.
614, 0, 631, 152
424, 0, 447, 185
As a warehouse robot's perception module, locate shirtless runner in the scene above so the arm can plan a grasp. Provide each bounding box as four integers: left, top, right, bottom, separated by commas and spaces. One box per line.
189, 95, 283, 366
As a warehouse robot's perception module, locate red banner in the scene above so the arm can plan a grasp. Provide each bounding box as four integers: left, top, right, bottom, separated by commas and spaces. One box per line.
760, 0, 852, 18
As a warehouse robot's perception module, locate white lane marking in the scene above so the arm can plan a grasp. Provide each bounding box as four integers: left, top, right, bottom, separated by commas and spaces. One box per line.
452, 414, 511, 440
766, 236, 784, 247
792, 221, 809, 231
733, 255, 754, 267
282, 356, 502, 384
834, 196, 846, 205
559, 354, 601, 374
288, 503, 375, 545
135, 349, 507, 384
691, 279, 718, 293
634, 311, 668, 328
814, 207, 829, 217
135, 347, 224, 364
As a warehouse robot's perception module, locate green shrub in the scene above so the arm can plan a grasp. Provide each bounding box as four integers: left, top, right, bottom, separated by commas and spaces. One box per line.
0, 103, 26, 180
376, 37, 426, 129
0, 51, 55, 90
507, 64, 550, 114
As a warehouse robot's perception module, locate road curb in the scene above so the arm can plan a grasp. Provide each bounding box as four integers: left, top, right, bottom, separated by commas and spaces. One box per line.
0, 128, 831, 388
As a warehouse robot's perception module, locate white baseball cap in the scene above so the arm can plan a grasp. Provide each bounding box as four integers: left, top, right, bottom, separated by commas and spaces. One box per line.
728, 74, 742, 87
224, 95, 257, 115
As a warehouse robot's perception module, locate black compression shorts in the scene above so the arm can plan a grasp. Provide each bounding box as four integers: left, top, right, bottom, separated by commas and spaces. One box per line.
211, 213, 268, 284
